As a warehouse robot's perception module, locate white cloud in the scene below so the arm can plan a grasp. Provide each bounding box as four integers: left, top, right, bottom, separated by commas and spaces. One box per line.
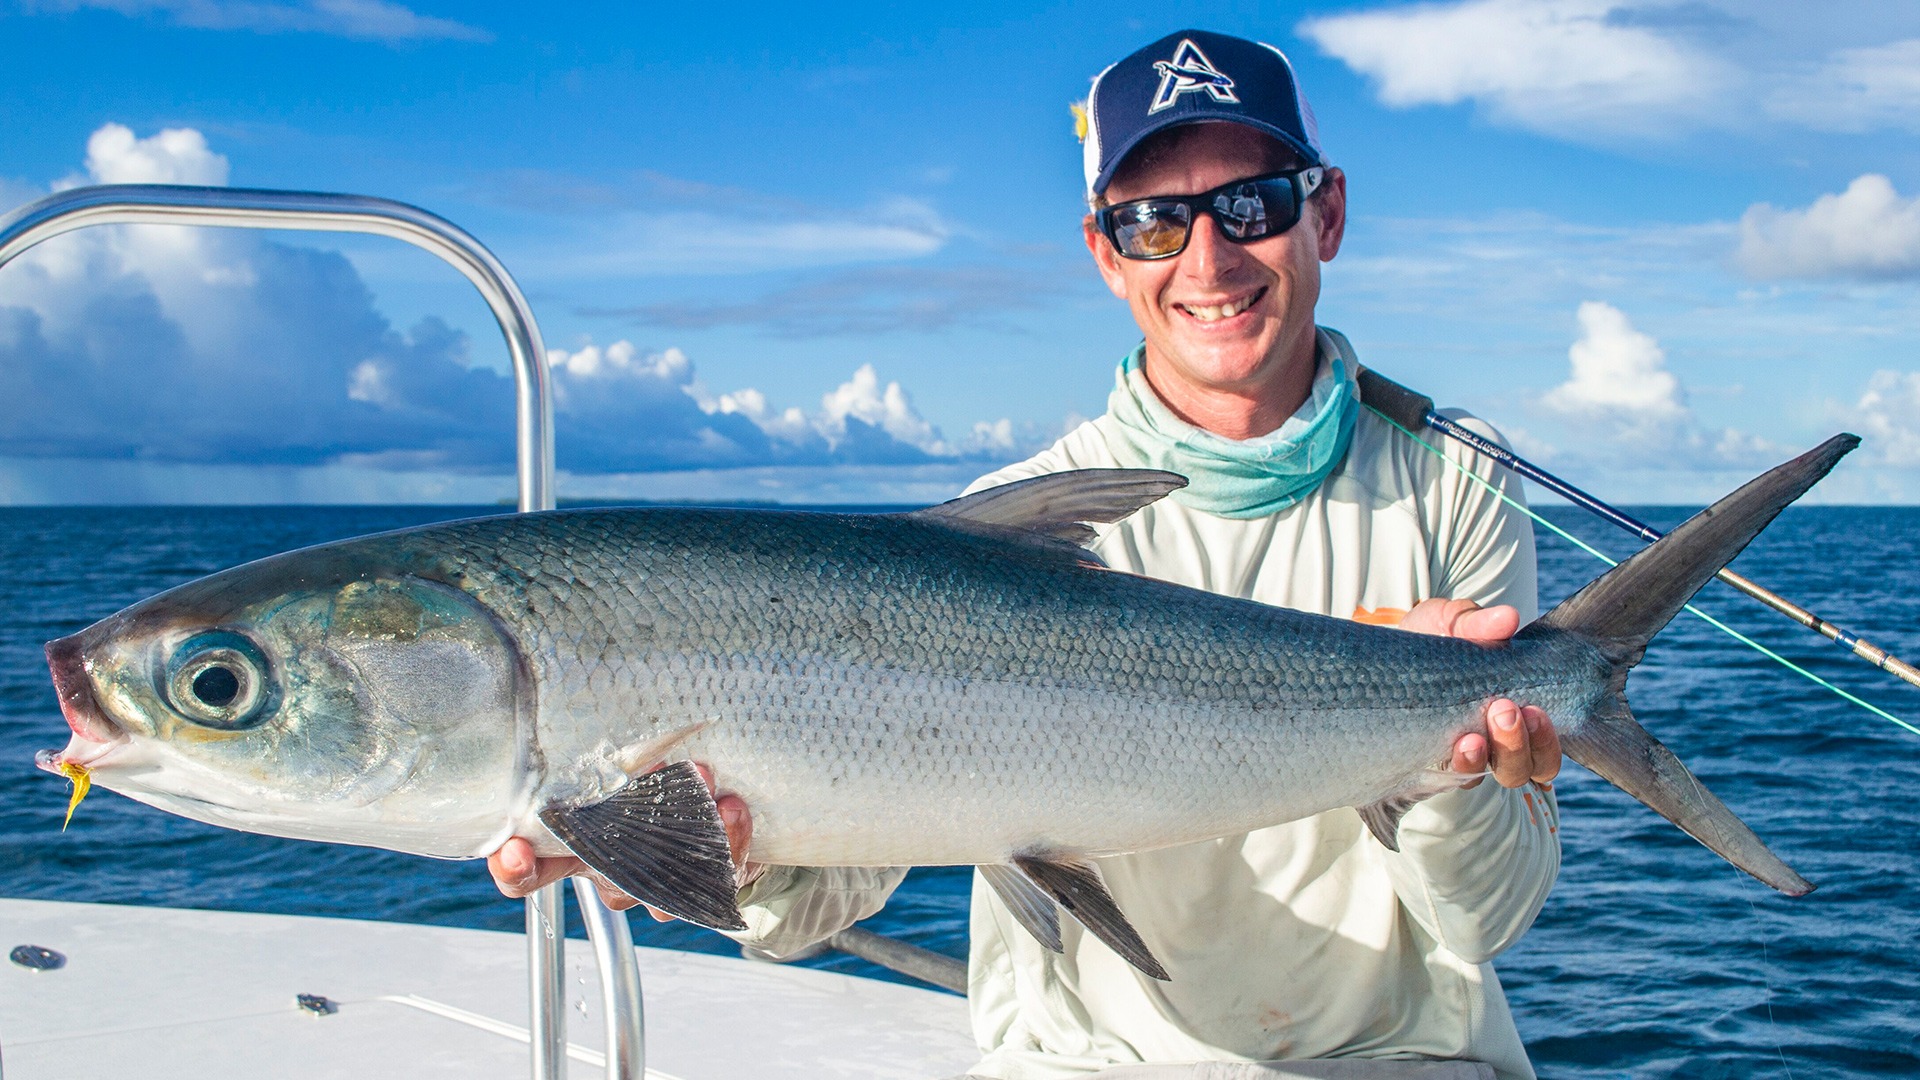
1543, 300, 1685, 416
970, 418, 1016, 452
550, 339, 1024, 468
1734, 175, 1920, 280
1298, 0, 1729, 139
1767, 37, 1920, 133
1835, 370, 1920, 467
83, 122, 229, 186
11, 124, 252, 342
27, 0, 490, 43
1530, 301, 1784, 470
547, 340, 689, 384
818, 364, 945, 454
700, 386, 814, 444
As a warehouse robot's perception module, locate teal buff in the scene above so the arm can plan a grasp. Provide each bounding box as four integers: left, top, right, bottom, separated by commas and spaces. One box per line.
1103, 335, 1359, 519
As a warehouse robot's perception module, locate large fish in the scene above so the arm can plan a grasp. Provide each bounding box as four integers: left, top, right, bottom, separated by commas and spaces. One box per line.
39, 436, 1854, 980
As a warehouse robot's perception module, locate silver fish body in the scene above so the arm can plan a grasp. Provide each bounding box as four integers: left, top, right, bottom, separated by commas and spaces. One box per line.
43, 502, 1589, 862
44, 443, 1851, 970
454, 505, 1605, 867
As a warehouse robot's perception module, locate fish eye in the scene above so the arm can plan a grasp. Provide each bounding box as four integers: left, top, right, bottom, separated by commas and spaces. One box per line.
164, 631, 274, 730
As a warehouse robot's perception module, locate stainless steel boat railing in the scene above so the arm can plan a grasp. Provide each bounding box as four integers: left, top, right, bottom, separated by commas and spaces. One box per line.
0, 183, 639, 1080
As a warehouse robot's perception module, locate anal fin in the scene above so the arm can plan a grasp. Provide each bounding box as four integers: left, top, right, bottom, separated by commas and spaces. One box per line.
538, 760, 748, 931
980, 863, 1061, 953
1013, 854, 1169, 981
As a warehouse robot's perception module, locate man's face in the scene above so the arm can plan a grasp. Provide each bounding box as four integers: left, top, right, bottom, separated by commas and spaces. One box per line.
1084, 123, 1347, 433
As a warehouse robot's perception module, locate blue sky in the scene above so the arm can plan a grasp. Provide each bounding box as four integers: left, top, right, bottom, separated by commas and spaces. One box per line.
3, 0, 1920, 504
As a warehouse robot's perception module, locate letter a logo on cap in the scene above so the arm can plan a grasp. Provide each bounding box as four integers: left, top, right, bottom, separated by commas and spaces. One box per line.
1148, 38, 1239, 114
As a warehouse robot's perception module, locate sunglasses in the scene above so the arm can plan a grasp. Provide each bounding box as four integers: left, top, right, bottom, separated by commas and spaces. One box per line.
1097, 166, 1326, 260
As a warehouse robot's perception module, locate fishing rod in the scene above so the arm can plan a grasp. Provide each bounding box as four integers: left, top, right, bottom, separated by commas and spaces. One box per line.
1356, 367, 1920, 693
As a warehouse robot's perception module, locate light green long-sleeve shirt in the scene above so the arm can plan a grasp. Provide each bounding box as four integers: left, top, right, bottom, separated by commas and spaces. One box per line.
729, 351, 1558, 1079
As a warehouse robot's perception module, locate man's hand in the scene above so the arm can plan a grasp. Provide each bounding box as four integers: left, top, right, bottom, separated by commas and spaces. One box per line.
487, 764, 759, 919
1397, 598, 1562, 790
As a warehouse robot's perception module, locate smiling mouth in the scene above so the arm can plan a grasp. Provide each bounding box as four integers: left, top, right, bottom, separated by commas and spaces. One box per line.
1175, 286, 1266, 323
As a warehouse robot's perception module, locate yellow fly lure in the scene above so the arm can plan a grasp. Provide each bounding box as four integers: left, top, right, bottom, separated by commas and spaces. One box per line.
54, 761, 90, 830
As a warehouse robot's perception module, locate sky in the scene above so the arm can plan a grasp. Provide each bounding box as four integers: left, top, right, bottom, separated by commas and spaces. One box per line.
3, 0, 1920, 505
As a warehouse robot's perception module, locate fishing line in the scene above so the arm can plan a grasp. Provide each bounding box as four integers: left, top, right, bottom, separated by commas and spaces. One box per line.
1747, 891, 1797, 1080
1368, 407, 1920, 738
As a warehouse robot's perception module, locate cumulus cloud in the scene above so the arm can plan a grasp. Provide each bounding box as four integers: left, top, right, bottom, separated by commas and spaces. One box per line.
1535, 301, 1779, 468
25, 0, 490, 43
1767, 37, 1920, 133
547, 340, 1021, 471
1543, 300, 1685, 416
1734, 175, 1920, 280
1298, 0, 1729, 139
0, 124, 1021, 486
817, 365, 949, 456
81, 123, 229, 186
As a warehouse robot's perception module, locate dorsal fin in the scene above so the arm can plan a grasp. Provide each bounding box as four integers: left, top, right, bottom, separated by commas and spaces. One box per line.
910, 469, 1186, 549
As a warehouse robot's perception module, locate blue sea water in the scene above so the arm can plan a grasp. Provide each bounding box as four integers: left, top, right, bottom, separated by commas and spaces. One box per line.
1, 503, 1916, 1077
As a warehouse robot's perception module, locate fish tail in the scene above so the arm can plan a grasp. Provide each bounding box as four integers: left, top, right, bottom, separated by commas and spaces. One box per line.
1531, 433, 1859, 897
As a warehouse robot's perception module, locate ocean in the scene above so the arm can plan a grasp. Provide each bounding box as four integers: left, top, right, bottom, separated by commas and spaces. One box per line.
2, 503, 1916, 1077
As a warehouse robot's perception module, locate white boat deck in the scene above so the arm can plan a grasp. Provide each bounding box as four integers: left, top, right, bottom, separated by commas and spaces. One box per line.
0, 898, 975, 1079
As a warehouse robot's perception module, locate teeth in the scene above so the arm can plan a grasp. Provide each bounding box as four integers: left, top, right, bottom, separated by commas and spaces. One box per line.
1182, 294, 1256, 322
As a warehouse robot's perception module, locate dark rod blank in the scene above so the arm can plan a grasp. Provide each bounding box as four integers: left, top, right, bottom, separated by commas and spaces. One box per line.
1356, 367, 1920, 693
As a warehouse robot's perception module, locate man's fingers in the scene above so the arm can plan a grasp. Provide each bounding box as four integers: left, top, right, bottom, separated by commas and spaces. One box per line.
1486, 698, 1534, 788
1523, 705, 1561, 784
691, 762, 717, 793
488, 839, 597, 900
1450, 604, 1520, 645
487, 837, 538, 895
1450, 731, 1488, 789
719, 794, 756, 866
1396, 598, 1519, 645
1399, 597, 1474, 637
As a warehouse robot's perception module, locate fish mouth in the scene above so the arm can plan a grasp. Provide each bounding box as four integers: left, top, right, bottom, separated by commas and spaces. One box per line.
45, 634, 126, 748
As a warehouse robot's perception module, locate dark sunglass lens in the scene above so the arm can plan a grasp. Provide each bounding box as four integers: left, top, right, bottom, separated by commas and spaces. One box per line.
1113, 201, 1192, 258
1212, 185, 1266, 239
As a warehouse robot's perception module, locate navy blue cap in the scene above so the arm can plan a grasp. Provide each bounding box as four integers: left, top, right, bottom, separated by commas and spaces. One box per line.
1083, 30, 1325, 197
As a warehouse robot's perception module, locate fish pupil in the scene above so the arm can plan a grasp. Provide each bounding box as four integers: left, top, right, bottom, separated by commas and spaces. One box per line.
192, 665, 241, 708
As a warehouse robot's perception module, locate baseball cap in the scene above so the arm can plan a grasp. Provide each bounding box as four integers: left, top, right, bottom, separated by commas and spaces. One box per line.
1082, 30, 1326, 198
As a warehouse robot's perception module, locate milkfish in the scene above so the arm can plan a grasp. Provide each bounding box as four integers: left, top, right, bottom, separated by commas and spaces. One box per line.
39, 435, 1855, 979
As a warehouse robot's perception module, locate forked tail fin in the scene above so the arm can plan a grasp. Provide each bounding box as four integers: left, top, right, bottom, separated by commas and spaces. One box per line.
1532, 433, 1859, 896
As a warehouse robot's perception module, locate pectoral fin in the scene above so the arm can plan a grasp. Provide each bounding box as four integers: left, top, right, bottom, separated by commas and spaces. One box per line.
1013, 854, 1168, 981
1358, 772, 1467, 851
538, 760, 747, 931
980, 863, 1061, 953
1357, 796, 1419, 852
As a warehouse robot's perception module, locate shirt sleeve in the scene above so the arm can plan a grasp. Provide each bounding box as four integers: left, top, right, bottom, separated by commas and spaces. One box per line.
1380, 409, 1560, 964
1377, 781, 1561, 964
723, 865, 910, 958
1426, 410, 1540, 623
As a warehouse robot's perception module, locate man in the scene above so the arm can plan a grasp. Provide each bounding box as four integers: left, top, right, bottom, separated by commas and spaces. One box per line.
492, 29, 1562, 1079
